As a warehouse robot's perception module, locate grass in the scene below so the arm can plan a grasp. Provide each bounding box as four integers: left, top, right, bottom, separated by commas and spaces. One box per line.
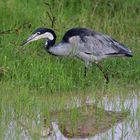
0, 0, 140, 139
0, 82, 139, 139
0, 0, 140, 93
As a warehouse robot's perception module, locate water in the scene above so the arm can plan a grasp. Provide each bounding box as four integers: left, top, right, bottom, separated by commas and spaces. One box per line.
91, 93, 140, 140
3, 92, 140, 140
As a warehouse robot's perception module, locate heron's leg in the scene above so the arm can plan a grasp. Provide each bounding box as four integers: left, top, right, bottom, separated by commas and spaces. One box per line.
96, 63, 109, 83
84, 66, 87, 77
84, 62, 89, 78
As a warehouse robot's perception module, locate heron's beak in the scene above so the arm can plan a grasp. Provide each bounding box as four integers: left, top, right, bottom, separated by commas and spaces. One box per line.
20, 34, 38, 47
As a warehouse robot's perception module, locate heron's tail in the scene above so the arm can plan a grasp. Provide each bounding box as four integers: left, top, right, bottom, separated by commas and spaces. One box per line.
118, 47, 133, 57
124, 52, 133, 57
106, 52, 133, 57
107, 38, 133, 57
106, 43, 133, 57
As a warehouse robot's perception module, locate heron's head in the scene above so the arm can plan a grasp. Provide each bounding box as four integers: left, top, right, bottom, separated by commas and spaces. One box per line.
21, 28, 56, 47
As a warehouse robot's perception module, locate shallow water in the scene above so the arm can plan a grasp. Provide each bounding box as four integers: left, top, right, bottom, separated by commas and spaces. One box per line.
3, 92, 140, 140
89, 93, 140, 140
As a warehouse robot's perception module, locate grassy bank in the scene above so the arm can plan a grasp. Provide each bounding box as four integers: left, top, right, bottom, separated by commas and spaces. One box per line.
0, 0, 140, 93
0, 1, 140, 139
0, 81, 139, 139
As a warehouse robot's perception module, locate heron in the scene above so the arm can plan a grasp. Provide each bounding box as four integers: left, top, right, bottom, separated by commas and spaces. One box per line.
21, 27, 132, 83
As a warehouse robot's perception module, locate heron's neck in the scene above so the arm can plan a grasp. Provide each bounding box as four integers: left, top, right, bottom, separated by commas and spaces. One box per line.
44, 39, 56, 55
44, 30, 56, 51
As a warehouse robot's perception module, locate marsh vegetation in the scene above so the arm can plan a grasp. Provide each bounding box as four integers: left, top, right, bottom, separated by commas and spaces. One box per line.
0, 0, 140, 139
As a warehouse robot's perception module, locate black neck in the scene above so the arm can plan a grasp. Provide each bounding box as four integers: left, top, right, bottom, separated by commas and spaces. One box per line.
44, 28, 56, 48
44, 39, 57, 56
45, 39, 55, 50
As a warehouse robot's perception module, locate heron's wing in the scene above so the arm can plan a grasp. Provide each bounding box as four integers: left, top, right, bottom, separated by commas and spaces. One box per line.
75, 33, 132, 57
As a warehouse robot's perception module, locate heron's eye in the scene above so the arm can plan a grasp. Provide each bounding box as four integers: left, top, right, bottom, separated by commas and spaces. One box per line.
37, 32, 40, 35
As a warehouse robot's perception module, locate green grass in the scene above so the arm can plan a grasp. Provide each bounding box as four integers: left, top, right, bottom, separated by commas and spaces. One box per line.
0, 0, 140, 139
0, 81, 139, 139
0, 0, 140, 93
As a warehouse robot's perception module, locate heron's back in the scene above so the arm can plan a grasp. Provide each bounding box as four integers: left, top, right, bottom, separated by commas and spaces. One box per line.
62, 28, 132, 59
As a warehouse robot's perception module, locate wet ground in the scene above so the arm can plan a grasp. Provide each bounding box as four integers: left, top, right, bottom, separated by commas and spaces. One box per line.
4, 92, 140, 140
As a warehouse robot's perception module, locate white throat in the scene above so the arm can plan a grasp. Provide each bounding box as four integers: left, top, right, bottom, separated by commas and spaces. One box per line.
45, 40, 48, 46
44, 32, 54, 40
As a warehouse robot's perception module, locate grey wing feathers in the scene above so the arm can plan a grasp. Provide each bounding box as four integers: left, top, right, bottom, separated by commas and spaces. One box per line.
78, 32, 132, 57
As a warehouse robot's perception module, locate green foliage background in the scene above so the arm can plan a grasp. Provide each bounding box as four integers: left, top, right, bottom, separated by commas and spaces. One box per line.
0, 1, 140, 139
0, 0, 140, 93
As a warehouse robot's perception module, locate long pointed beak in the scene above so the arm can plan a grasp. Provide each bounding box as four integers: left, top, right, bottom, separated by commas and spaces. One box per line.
21, 40, 30, 47
20, 34, 37, 47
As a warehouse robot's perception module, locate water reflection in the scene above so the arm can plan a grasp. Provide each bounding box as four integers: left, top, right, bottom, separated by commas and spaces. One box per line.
41, 107, 127, 139
4, 93, 140, 140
